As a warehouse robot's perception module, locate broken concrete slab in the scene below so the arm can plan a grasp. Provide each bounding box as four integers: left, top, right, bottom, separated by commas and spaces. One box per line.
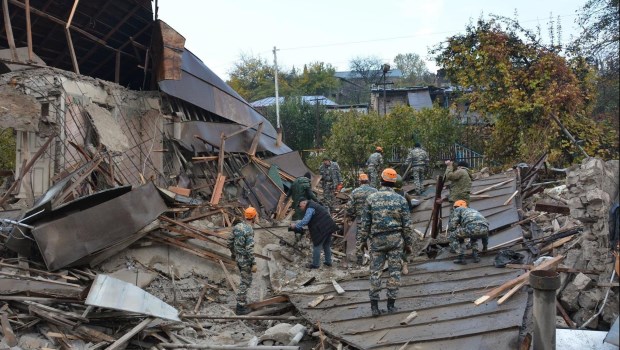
0, 85, 40, 132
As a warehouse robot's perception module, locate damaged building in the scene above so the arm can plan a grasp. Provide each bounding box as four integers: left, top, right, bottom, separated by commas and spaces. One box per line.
0, 1, 618, 350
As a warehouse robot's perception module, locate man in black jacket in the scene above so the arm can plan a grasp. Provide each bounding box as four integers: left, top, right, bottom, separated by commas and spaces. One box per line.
289, 200, 339, 269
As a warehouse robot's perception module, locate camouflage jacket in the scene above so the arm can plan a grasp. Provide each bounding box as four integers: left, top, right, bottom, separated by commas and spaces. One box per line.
345, 184, 378, 219
319, 162, 342, 184
360, 187, 413, 246
447, 207, 489, 234
366, 152, 384, 169
405, 147, 429, 167
286, 177, 317, 205
444, 165, 472, 201
227, 222, 255, 266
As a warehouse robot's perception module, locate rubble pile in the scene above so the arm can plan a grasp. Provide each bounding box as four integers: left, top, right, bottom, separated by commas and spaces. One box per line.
521, 157, 619, 330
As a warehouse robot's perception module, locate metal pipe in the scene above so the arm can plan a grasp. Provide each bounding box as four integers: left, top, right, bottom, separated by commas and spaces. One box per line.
530, 270, 561, 350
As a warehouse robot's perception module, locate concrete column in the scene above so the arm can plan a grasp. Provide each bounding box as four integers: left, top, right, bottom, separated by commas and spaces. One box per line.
530, 270, 561, 350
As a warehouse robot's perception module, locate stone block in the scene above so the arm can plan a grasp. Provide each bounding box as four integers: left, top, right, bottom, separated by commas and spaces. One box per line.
572, 273, 592, 290
559, 284, 580, 313
17, 334, 51, 350
601, 297, 619, 325
572, 308, 598, 329
578, 288, 604, 310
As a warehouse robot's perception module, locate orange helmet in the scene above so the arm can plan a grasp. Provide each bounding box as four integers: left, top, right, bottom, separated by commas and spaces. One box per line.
375, 146, 383, 153
244, 206, 258, 219
453, 200, 467, 208
359, 173, 369, 181
381, 168, 398, 183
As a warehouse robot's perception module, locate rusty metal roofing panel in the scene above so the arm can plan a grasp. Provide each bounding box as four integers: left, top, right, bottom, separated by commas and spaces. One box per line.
288, 254, 529, 349
263, 151, 314, 178
31, 183, 167, 271
159, 49, 279, 139
177, 121, 291, 155
239, 162, 282, 216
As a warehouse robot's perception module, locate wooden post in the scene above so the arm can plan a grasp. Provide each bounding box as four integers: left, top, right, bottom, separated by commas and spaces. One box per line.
25, 0, 33, 62
64, 27, 79, 74
114, 50, 121, 83
65, 0, 79, 28
248, 122, 264, 156
2, 0, 19, 61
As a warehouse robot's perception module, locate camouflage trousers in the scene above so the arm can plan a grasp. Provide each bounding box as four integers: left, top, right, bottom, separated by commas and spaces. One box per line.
369, 232, 403, 300
367, 167, 379, 188
354, 219, 365, 261
448, 225, 489, 255
321, 181, 335, 210
236, 263, 253, 306
412, 166, 425, 194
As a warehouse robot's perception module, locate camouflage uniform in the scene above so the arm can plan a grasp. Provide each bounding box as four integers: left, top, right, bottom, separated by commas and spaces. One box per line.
345, 184, 378, 261
448, 207, 489, 255
286, 176, 318, 220
405, 147, 429, 194
394, 188, 414, 264
444, 165, 472, 205
360, 187, 413, 301
366, 152, 384, 188
227, 221, 255, 307
319, 161, 342, 210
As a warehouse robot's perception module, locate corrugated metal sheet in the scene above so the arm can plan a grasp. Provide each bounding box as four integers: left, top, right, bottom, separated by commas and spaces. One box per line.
407, 90, 433, 111
250, 96, 338, 107
287, 172, 529, 349
263, 151, 314, 178
159, 49, 279, 139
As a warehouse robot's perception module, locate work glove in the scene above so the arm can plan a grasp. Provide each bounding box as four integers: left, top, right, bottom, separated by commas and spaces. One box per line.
404, 245, 413, 254
251, 265, 257, 273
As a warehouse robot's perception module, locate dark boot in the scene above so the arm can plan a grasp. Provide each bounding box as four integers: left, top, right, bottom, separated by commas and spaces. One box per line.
235, 303, 250, 315
472, 251, 481, 263
453, 254, 467, 265
387, 298, 397, 313
371, 300, 381, 317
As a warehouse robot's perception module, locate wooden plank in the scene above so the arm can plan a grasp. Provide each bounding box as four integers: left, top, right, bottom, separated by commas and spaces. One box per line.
474, 255, 564, 305
331, 279, 345, 295
400, 311, 418, 325
556, 301, 576, 329
1, 313, 18, 346
209, 174, 226, 205
503, 190, 519, 206
534, 202, 570, 215
472, 179, 512, 195
2, 0, 18, 61
307, 295, 325, 308
218, 259, 237, 294
497, 280, 526, 305
248, 122, 264, 156
540, 236, 574, 254
105, 317, 153, 350
65, 0, 79, 28
193, 284, 209, 313
167, 186, 190, 197
25, 0, 33, 61
247, 296, 289, 310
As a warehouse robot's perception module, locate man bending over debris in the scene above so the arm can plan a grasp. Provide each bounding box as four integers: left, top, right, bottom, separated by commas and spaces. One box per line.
228, 207, 258, 315
448, 200, 489, 265
360, 168, 413, 316
289, 200, 339, 269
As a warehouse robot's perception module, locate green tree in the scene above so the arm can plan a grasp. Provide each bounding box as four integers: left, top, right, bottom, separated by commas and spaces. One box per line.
293, 62, 340, 97
431, 16, 617, 165
393, 53, 435, 86
349, 56, 384, 85
0, 128, 15, 171
227, 53, 292, 102
262, 97, 333, 151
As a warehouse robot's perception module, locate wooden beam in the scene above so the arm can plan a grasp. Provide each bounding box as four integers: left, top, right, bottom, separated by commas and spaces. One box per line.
2, 0, 19, 61
105, 317, 153, 350
248, 122, 264, 156
218, 259, 237, 294
24, 0, 33, 61
64, 27, 79, 74
114, 50, 120, 83
1, 313, 17, 347
65, 0, 79, 29
534, 202, 570, 215
247, 296, 289, 310
472, 179, 512, 195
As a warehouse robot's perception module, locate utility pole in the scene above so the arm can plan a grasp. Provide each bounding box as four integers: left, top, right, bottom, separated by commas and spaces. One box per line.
381, 64, 390, 116
273, 46, 282, 146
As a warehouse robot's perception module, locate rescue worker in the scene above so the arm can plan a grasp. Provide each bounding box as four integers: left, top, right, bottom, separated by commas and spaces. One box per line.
319, 157, 342, 210
444, 160, 472, 206
345, 173, 378, 265
394, 175, 414, 275
290, 200, 339, 269
227, 207, 258, 315
405, 143, 429, 195
448, 200, 489, 265
360, 168, 413, 316
366, 146, 384, 188
286, 172, 318, 221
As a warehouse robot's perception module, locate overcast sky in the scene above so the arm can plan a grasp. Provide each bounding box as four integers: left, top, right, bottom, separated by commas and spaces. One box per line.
156, 0, 586, 81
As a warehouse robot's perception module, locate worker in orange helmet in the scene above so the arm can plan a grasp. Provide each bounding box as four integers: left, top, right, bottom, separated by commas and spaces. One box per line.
366, 146, 384, 188
227, 207, 258, 315
345, 173, 378, 266
448, 200, 489, 265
